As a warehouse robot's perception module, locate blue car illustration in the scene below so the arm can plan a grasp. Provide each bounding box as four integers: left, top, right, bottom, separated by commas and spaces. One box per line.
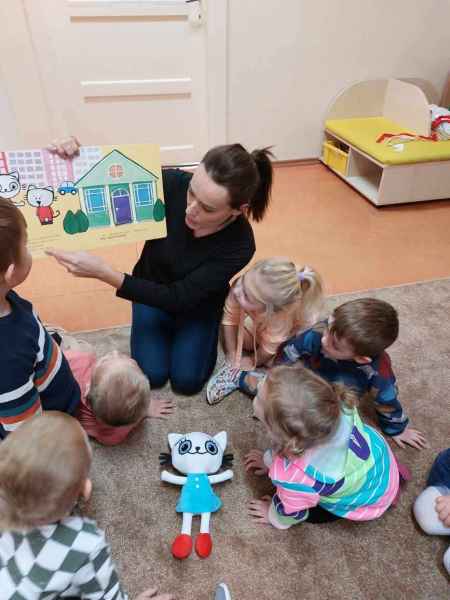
58, 181, 78, 195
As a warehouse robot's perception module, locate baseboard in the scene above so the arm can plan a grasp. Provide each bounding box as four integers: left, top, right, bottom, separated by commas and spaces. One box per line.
163, 157, 320, 169
273, 158, 320, 167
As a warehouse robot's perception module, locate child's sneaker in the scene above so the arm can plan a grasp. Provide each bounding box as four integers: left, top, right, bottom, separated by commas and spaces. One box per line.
215, 583, 232, 600
206, 363, 241, 405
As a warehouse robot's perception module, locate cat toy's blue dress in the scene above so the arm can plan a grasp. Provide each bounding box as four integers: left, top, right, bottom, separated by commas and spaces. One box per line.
176, 473, 222, 514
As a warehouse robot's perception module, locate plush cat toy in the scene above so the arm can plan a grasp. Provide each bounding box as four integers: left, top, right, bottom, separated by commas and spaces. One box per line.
160, 431, 233, 560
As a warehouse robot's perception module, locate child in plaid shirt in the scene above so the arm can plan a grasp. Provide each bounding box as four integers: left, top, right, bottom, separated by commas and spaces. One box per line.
0, 412, 174, 600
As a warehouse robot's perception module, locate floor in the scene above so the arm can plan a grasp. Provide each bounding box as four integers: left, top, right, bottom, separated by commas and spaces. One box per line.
18, 163, 450, 331
83, 278, 450, 599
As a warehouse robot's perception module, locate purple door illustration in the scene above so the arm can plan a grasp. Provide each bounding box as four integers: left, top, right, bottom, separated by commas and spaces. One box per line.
111, 186, 132, 225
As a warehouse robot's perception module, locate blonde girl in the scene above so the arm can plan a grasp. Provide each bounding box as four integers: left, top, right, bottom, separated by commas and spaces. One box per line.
207, 257, 323, 404
245, 365, 400, 528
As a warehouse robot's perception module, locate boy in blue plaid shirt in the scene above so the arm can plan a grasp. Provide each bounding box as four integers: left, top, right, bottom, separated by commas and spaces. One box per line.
0, 412, 173, 600
279, 298, 428, 449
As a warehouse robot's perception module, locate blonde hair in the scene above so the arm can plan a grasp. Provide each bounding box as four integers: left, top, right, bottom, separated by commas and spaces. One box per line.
246, 257, 323, 327
262, 365, 358, 457
0, 413, 91, 531
89, 355, 150, 426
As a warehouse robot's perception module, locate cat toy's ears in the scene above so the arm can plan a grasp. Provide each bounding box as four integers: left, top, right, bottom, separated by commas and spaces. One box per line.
213, 431, 227, 450
10, 171, 19, 179
168, 433, 184, 449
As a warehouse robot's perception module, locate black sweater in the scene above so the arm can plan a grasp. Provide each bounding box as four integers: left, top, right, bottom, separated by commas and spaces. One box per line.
117, 169, 255, 314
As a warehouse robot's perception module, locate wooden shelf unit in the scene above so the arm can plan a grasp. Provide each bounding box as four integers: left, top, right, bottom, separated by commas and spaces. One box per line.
321, 79, 450, 206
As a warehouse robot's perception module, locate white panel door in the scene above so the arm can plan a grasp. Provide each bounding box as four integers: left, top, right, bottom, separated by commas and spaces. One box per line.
0, 0, 227, 165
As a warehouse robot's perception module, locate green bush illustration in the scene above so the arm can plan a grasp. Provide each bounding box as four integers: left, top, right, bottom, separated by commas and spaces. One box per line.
76, 210, 90, 233
63, 210, 77, 235
63, 210, 90, 234
153, 198, 166, 222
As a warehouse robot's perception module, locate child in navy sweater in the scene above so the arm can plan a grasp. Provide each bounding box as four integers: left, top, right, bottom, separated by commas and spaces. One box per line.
0, 200, 80, 438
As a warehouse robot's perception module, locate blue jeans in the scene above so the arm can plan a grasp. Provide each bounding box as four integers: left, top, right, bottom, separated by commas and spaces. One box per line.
131, 303, 221, 395
427, 449, 450, 489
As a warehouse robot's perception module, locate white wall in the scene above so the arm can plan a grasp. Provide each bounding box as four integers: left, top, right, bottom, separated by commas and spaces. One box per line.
227, 0, 450, 160
0, 71, 19, 148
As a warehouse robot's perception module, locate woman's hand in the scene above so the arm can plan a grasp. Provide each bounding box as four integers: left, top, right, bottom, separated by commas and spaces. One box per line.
46, 248, 125, 289
47, 136, 81, 159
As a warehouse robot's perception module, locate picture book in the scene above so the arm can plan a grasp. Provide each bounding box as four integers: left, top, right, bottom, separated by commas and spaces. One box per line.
0, 143, 167, 256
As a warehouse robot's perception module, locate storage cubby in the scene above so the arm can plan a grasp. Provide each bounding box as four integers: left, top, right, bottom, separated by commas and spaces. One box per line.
322, 130, 383, 204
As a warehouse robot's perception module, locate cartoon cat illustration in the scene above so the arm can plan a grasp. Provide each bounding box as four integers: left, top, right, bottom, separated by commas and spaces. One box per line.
0, 171, 24, 206
26, 185, 60, 225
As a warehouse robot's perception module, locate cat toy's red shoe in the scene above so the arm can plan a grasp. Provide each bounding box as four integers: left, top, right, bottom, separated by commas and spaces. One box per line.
172, 534, 192, 559
195, 533, 212, 558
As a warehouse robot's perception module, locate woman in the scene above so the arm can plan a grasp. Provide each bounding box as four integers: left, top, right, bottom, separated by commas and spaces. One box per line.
48, 141, 273, 395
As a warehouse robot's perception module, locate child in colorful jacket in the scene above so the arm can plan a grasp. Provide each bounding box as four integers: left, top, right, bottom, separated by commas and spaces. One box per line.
245, 365, 399, 527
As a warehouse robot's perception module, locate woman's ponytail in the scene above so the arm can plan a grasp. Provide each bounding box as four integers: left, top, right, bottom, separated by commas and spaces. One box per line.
249, 147, 275, 222
202, 143, 274, 223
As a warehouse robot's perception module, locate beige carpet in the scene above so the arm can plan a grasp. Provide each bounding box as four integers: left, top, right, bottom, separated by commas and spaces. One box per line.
78, 278, 450, 600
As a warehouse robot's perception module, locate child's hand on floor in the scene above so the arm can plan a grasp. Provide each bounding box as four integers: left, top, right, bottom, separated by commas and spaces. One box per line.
147, 397, 175, 419
248, 496, 271, 524
47, 136, 80, 159
240, 355, 256, 370
392, 426, 428, 450
244, 449, 269, 475
135, 587, 175, 600
435, 495, 450, 528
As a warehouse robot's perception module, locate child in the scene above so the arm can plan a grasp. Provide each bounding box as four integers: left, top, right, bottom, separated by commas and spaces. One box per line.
206, 257, 323, 404
0, 412, 174, 600
64, 341, 174, 445
413, 449, 450, 574
0, 200, 80, 438
271, 297, 427, 450
245, 365, 400, 528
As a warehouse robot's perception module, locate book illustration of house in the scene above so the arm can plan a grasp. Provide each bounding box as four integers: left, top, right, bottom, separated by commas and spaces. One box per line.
75, 149, 161, 228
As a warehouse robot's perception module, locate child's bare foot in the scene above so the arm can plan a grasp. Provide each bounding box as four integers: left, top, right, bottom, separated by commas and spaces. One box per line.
148, 397, 175, 419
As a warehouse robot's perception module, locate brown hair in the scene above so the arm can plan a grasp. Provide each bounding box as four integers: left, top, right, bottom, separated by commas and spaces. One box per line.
202, 143, 274, 222
330, 298, 399, 357
88, 355, 150, 426
262, 365, 358, 457
0, 199, 26, 274
0, 413, 91, 531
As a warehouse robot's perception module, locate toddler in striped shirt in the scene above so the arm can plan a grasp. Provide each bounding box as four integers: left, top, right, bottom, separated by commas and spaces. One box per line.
0, 200, 80, 438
